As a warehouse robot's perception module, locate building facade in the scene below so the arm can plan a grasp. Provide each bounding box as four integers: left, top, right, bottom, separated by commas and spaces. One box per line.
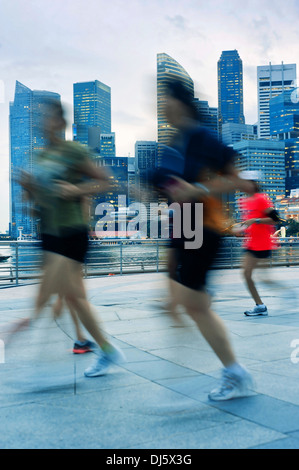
91, 156, 129, 234
222, 122, 257, 146
194, 99, 218, 137
99, 133, 116, 157
257, 62, 296, 139
233, 140, 286, 208
269, 88, 299, 196
135, 141, 158, 221
285, 138, 299, 196
73, 80, 111, 147
128, 156, 137, 206
269, 89, 299, 140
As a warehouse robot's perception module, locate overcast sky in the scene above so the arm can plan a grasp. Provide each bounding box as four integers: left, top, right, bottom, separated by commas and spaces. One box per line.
0, 0, 298, 231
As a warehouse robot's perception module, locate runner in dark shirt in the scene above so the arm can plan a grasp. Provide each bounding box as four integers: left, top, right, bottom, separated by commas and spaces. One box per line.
156, 80, 255, 401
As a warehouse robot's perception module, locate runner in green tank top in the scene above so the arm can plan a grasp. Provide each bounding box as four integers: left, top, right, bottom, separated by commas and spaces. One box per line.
9, 99, 126, 378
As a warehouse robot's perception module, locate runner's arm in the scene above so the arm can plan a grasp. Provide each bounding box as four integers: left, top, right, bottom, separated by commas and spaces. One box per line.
243, 208, 279, 227
166, 165, 255, 202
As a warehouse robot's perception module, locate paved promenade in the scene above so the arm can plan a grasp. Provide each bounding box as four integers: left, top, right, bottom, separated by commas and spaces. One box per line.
1, 267, 299, 449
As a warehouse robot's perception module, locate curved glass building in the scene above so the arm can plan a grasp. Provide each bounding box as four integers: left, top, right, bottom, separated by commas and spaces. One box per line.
157, 53, 194, 167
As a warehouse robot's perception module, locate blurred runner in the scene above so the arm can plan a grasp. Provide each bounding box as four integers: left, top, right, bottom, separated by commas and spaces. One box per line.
154, 80, 255, 401
237, 172, 279, 317
11, 99, 125, 377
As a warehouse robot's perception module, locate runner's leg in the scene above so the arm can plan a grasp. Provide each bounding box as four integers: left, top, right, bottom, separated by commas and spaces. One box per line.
242, 252, 262, 305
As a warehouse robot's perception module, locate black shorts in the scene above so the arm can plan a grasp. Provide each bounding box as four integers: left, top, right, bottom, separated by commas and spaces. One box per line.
246, 249, 272, 260
170, 229, 221, 291
41, 230, 89, 264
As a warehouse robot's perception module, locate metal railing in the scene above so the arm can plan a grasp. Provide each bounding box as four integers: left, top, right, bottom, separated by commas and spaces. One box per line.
0, 237, 299, 287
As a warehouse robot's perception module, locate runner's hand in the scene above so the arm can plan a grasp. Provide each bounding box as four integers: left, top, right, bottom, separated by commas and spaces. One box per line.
164, 176, 206, 203
242, 218, 256, 227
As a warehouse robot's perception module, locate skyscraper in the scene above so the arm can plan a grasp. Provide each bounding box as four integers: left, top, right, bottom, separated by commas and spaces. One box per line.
73, 80, 111, 147
9, 81, 62, 239
157, 53, 194, 166
218, 50, 245, 136
257, 62, 296, 138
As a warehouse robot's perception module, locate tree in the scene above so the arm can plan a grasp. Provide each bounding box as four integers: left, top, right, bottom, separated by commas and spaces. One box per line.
285, 219, 299, 237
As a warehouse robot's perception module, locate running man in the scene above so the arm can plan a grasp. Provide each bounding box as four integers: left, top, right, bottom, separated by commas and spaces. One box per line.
237, 171, 279, 317
154, 80, 256, 401
15, 98, 125, 377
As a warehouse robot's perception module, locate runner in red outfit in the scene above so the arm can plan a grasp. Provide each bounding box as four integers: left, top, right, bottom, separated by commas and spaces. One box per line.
238, 172, 277, 316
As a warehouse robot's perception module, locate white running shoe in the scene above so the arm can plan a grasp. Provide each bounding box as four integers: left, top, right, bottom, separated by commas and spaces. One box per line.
209, 367, 254, 401
84, 344, 126, 377
244, 304, 268, 317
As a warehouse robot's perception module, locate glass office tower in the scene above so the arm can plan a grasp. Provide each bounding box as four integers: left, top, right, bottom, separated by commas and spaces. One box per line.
73, 80, 111, 146
270, 89, 299, 139
157, 53, 194, 167
270, 88, 299, 195
258, 62, 296, 139
9, 81, 61, 239
218, 50, 245, 136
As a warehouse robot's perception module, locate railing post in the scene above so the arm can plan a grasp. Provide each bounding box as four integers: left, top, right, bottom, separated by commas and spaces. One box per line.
270, 249, 273, 267
15, 242, 19, 286
120, 241, 123, 275
156, 240, 159, 273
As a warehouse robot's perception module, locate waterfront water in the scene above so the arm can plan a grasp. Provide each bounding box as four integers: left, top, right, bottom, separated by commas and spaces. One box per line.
0, 241, 170, 284
0, 238, 298, 286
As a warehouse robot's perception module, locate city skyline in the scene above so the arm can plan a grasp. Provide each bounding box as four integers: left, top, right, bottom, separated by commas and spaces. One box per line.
1, 0, 299, 231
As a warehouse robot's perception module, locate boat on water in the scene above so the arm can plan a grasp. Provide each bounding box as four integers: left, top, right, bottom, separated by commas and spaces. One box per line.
0, 255, 11, 262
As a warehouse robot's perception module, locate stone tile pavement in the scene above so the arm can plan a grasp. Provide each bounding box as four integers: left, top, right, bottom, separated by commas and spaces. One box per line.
0, 267, 299, 449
